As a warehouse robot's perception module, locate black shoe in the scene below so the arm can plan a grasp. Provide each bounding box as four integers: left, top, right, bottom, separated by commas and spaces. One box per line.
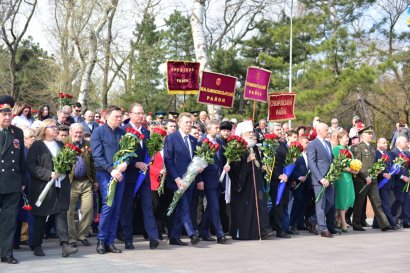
217, 236, 229, 244
190, 235, 200, 245
13, 244, 20, 250
80, 239, 91, 246
105, 244, 122, 253
33, 246, 45, 256
296, 225, 308, 231
328, 228, 341, 235
262, 231, 276, 240
361, 221, 370, 227
353, 226, 366, 231
149, 240, 160, 249
201, 236, 216, 241
96, 240, 106, 254
381, 227, 390, 232
286, 229, 299, 235
62, 242, 78, 257
124, 241, 135, 250
276, 232, 291, 238
70, 242, 78, 248
1, 256, 18, 264
403, 223, 410, 228
158, 233, 163, 241
169, 239, 188, 246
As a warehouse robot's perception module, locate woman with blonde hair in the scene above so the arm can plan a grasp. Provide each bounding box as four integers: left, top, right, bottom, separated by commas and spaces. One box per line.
27, 119, 78, 257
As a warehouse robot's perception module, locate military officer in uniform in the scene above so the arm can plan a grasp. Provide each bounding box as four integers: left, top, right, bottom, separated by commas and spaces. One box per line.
350, 126, 390, 231
0, 95, 25, 264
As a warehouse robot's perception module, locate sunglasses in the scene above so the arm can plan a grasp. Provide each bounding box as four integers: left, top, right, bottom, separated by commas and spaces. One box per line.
75, 110, 81, 113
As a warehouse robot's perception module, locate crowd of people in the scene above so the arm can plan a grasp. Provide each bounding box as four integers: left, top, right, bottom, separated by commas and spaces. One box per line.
1, 94, 409, 265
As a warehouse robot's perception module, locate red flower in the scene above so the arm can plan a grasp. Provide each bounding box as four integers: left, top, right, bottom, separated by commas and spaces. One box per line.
97, 120, 105, 124
65, 93, 73, 99
264, 133, 278, 140
309, 128, 317, 141
58, 92, 65, 98
126, 127, 138, 135
65, 143, 82, 155
381, 154, 390, 163
399, 153, 410, 167
153, 127, 167, 137
289, 141, 304, 153
340, 149, 352, 159
203, 138, 210, 144
214, 143, 220, 151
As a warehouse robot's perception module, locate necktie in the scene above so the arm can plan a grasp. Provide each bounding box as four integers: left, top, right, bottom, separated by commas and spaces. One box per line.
184, 135, 191, 156
213, 140, 220, 160
323, 140, 331, 157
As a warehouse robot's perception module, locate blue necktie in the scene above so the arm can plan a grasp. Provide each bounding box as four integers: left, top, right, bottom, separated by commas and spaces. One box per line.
323, 140, 331, 157
184, 135, 191, 157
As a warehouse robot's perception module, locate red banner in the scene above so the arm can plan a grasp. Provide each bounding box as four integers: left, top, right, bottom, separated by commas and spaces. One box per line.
268, 92, 296, 121
166, 61, 200, 94
197, 71, 237, 108
244, 66, 271, 102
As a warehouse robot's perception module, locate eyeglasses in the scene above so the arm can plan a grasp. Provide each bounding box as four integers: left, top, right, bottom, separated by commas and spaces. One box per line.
46, 125, 57, 129
75, 110, 81, 113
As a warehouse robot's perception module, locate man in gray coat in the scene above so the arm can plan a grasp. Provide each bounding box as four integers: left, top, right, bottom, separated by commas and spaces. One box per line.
307, 123, 336, 238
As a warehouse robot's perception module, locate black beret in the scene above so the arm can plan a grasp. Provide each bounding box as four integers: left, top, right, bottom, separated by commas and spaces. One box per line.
220, 121, 232, 131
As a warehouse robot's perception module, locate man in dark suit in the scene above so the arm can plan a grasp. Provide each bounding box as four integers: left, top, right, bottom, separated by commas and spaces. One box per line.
81, 110, 99, 135
391, 136, 410, 228
0, 95, 25, 264
198, 120, 229, 244
306, 123, 335, 238
270, 129, 298, 238
120, 103, 160, 250
164, 112, 201, 246
351, 127, 390, 231
72, 102, 85, 123
289, 135, 310, 232
373, 138, 398, 229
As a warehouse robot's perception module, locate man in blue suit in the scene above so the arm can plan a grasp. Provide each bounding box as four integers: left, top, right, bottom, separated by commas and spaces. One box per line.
91, 105, 127, 254
80, 110, 100, 135
120, 103, 160, 250
373, 138, 398, 229
289, 135, 310, 232
164, 112, 201, 246
391, 136, 410, 228
306, 123, 335, 238
198, 120, 229, 244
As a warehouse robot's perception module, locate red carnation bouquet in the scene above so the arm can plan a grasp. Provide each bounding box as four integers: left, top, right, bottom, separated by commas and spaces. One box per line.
260, 133, 279, 190
167, 138, 219, 215
106, 128, 144, 207
219, 135, 248, 182
358, 153, 391, 193
58, 92, 74, 108
36, 143, 83, 207
145, 127, 167, 195
276, 141, 303, 204
315, 149, 351, 202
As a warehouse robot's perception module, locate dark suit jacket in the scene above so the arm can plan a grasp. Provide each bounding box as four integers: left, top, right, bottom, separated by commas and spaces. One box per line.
289, 154, 310, 190
272, 142, 288, 184
254, 127, 268, 143
80, 121, 100, 134
27, 140, 71, 216
0, 125, 25, 194
199, 138, 224, 191
122, 123, 150, 184
65, 136, 96, 183
391, 148, 410, 189
164, 130, 198, 191
376, 150, 393, 189
307, 138, 333, 186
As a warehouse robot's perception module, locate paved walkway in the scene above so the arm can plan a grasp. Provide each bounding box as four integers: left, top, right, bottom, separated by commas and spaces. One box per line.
5, 227, 408, 273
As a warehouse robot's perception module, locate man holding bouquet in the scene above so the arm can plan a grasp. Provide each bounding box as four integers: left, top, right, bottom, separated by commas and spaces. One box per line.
306, 123, 336, 238
164, 112, 201, 246
91, 105, 128, 254
198, 120, 229, 244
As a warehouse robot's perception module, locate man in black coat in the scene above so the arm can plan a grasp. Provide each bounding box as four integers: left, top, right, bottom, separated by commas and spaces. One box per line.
0, 95, 25, 264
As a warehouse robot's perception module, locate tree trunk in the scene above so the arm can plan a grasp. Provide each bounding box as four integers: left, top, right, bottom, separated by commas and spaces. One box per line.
191, 0, 221, 120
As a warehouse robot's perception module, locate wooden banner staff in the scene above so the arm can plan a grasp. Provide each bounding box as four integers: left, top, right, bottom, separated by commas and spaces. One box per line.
251, 150, 262, 242
252, 101, 256, 122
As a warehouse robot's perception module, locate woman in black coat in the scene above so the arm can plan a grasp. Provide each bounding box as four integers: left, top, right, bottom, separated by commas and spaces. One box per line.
27, 119, 78, 257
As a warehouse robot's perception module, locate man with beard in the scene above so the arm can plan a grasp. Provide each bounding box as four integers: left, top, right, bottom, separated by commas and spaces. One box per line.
229, 121, 272, 240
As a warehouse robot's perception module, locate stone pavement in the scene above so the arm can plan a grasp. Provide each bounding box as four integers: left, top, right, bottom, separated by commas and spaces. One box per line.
4, 227, 408, 273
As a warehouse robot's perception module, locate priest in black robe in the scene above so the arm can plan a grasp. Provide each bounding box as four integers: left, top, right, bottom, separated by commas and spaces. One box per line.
229, 121, 272, 240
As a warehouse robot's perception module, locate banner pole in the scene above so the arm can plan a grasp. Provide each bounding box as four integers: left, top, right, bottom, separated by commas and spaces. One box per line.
252, 100, 256, 121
